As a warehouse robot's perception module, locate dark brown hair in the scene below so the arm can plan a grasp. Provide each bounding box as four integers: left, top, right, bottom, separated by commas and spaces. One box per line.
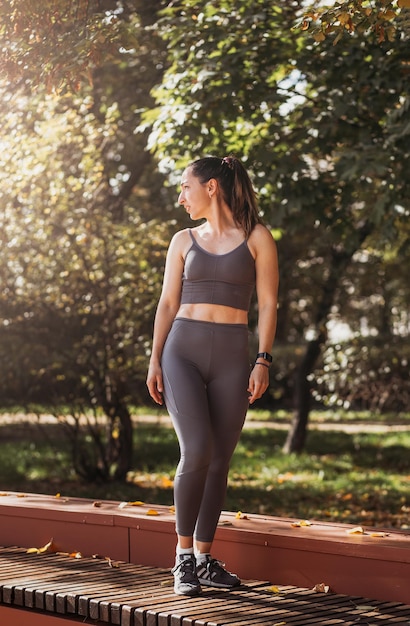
189, 156, 263, 238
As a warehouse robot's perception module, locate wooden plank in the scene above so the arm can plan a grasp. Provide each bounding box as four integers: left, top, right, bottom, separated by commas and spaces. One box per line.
1, 548, 410, 626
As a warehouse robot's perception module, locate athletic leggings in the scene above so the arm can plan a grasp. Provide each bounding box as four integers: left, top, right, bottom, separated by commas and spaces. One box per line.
161, 317, 250, 543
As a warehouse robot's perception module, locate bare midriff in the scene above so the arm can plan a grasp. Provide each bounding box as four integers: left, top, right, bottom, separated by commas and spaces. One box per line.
176, 303, 248, 325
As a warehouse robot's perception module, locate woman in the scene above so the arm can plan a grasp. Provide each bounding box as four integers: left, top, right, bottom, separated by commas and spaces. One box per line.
146, 156, 279, 596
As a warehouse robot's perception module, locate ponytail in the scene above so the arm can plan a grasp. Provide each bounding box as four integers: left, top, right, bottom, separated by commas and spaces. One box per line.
190, 156, 263, 238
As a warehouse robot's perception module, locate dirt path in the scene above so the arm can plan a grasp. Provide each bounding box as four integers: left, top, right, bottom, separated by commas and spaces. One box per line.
1, 412, 409, 434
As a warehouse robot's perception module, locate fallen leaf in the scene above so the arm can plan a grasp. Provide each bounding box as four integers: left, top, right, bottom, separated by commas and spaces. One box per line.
273, 622, 286, 626
313, 582, 330, 593
218, 520, 233, 526
347, 526, 364, 535
169, 505, 176, 514
146, 508, 160, 516
27, 538, 57, 555
93, 501, 102, 507
16, 493, 27, 498
356, 604, 379, 611
268, 585, 281, 594
160, 579, 174, 587
69, 551, 82, 559
0, 492, 10, 496
235, 511, 249, 520
291, 520, 312, 528
118, 500, 145, 509
370, 532, 389, 538
55, 493, 61, 498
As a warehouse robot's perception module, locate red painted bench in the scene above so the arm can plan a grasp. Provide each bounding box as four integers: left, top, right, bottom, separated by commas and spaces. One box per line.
0, 491, 409, 606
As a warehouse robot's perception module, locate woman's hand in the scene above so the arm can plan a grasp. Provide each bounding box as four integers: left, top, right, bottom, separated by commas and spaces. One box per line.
247, 363, 269, 404
146, 362, 164, 405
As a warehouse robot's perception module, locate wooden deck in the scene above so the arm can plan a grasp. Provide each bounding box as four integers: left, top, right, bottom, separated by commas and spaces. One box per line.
1, 546, 410, 626
0, 492, 409, 605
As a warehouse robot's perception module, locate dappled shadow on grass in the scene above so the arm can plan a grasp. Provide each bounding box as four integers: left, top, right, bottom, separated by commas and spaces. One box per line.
0, 421, 408, 528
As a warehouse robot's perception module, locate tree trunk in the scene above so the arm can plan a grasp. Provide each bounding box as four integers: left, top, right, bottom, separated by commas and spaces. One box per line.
283, 331, 325, 453
283, 221, 373, 454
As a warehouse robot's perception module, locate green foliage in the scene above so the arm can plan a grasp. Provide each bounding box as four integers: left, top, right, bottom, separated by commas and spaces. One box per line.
1, 0, 409, 465
316, 337, 410, 412
0, 2, 174, 479
0, 418, 408, 528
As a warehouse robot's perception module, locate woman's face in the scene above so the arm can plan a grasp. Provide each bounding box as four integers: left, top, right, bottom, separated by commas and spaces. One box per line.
178, 167, 210, 220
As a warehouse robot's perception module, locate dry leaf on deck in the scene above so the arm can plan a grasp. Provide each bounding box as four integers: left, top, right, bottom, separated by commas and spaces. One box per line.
313, 582, 330, 593
347, 526, 364, 535
27, 538, 57, 554
146, 508, 159, 516
291, 520, 312, 528
118, 500, 145, 509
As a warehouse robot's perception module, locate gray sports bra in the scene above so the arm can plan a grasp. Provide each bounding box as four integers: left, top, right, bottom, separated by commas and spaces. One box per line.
180, 230, 256, 311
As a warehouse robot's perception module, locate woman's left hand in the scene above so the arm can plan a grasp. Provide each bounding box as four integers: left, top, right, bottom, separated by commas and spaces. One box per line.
247, 364, 269, 404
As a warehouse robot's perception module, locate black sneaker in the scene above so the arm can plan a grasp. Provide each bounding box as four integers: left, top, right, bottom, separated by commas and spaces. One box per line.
171, 554, 201, 596
196, 556, 241, 589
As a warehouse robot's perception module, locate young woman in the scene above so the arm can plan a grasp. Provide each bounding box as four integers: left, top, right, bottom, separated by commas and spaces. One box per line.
146, 156, 279, 596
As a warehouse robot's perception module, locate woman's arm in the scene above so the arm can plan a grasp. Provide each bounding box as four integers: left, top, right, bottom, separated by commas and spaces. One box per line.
146, 231, 187, 404
247, 225, 279, 404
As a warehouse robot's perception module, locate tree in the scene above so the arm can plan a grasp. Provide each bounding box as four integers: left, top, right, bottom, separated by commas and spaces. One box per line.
0, 1, 177, 480
143, 0, 410, 451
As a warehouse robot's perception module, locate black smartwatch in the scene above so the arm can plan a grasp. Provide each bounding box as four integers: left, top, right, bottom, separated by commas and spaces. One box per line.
256, 352, 272, 363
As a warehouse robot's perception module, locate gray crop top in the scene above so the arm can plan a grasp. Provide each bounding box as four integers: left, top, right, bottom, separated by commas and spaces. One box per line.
180, 230, 256, 311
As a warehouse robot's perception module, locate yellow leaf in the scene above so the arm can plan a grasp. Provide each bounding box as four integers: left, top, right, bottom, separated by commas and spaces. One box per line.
268, 585, 281, 593
118, 500, 145, 509
291, 519, 312, 527
273, 622, 286, 626
347, 526, 364, 535
235, 511, 249, 519
146, 508, 159, 516
169, 505, 176, 514
27, 538, 56, 555
338, 12, 351, 25
55, 493, 61, 498
370, 531, 389, 538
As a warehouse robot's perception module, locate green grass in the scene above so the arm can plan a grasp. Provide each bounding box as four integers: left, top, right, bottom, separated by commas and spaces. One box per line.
0, 413, 409, 530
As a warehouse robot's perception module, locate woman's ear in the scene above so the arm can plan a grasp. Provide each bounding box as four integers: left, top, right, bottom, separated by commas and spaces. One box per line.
208, 178, 217, 198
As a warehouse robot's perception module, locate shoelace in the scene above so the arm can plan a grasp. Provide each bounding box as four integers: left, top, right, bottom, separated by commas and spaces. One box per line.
172, 558, 195, 575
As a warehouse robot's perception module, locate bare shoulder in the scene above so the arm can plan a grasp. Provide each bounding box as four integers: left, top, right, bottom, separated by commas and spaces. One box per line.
248, 224, 277, 257
168, 228, 193, 258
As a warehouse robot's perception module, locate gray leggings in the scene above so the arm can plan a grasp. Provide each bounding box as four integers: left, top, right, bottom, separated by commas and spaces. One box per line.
161, 317, 250, 543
